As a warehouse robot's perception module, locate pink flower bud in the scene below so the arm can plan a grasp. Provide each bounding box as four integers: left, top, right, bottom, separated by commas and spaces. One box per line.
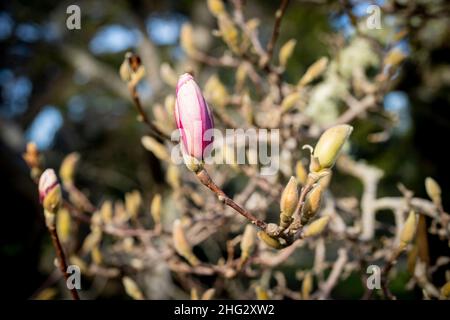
38, 169, 59, 203
175, 73, 214, 160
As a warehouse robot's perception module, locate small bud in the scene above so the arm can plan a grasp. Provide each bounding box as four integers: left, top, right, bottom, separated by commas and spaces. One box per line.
399, 210, 417, 250
119, 52, 145, 86
218, 14, 240, 53
39, 169, 62, 214
160, 63, 178, 87
312, 125, 353, 171
91, 246, 103, 265
279, 177, 299, 229
257, 231, 284, 250
440, 281, 450, 299
301, 184, 323, 225
279, 39, 297, 68
295, 161, 308, 185
302, 272, 313, 300
173, 219, 200, 266
207, 0, 225, 17
201, 288, 216, 300
425, 177, 441, 206
59, 152, 80, 186
23, 142, 40, 169
166, 164, 181, 190
235, 63, 248, 90
125, 190, 142, 219
190, 288, 199, 300
255, 285, 269, 300
240, 225, 256, 264
204, 75, 229, 108
100, 200, 113, 224
141, 136, 170, 162
56, 207, 71, 243
180, 24, 196, 56
122, 276, 144, 300
383, 48, 406, 67
303, 216, 330, 238
298, 57, 328, 87
281, 92, 301, 113
150, 194, 162, 225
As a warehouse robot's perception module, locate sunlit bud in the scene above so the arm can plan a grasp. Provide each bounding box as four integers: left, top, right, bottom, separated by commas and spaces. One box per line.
440, 281, 450, 299
301, 184, 323, 225
91, 246, 103, 265
201, 288, 216, 300
160, 63, 178, 87
166, 164, 181, 190
81, 228, 102, 255
240, 225, 256, 264
23, 142, 40, 169
425, 177, 442, 206
122, 276, 144, 300
279, 177, 299, 229
295, 161, 308, 185
383, 48, 406, 67
207, 0, 225, 17
303, 216, 330, 238
302, 272, 313, 300
279, 39, 297, 68
119, 52, 145, 87
236, 63, 248, 90
180, 24, 197, 56
281, 92, 301, 113
204, 75, 229, 108
399, 210, 417, 250
141, 136, 170, 161
257, 231, 284, 250
218, 14, 239, 53
59, 152, 80, 185
164, 94, 176, 115
190, 288, 199, 300
125, 190, 142, 219
298, 57, 328, 87
255, 285, 269, 300
56, 207, 71, 243
312, 125, 353, 171
150, 194, 162, 225
39, 169, 62, 215
175, 73, 214, 162
172, 219, 200, 266
100, 201, 113, 224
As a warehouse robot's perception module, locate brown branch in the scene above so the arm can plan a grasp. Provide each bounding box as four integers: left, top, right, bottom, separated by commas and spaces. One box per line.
266, 0, 290, 64
47, 225, 80, 300
196, 168, 267, 230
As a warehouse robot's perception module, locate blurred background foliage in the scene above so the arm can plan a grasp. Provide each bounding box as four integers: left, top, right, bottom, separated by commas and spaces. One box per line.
0, 0, 449, 299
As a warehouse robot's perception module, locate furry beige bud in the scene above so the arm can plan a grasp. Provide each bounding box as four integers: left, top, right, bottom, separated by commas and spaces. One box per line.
312, 125, 353, 171
150, 194, 162, 225
240, 225, 256, 264
257, 231, 284, 250
122, 276, 144, 300
399, 210, 417, 250
173, 219, 200, 266
279, 177, 299, 229
303, 216, 330, 238
279, 39, 297, 68
59, 152, 80, 185
425, 177, 441, 206
301, 185, 323, 225
298, 57, 328, 87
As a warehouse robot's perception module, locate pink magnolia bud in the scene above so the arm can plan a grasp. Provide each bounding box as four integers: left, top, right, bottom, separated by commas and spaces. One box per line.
175, 73, 214, 160
38, 169, 59, 203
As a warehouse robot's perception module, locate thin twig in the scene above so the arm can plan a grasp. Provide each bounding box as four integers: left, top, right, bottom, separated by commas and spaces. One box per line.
266, 0, 290, 64
196, 168, 267, 230
47, 225, 80, 300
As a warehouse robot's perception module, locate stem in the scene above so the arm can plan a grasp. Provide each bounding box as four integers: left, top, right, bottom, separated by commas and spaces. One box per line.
266, 0, 290, 64
381, 247, 403, 300
128, 84, 170, 141
196, 169, 267, 230
47, 225, 80, 300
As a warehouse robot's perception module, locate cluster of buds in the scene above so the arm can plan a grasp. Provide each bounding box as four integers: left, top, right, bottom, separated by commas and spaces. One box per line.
175, 73, 214, 173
